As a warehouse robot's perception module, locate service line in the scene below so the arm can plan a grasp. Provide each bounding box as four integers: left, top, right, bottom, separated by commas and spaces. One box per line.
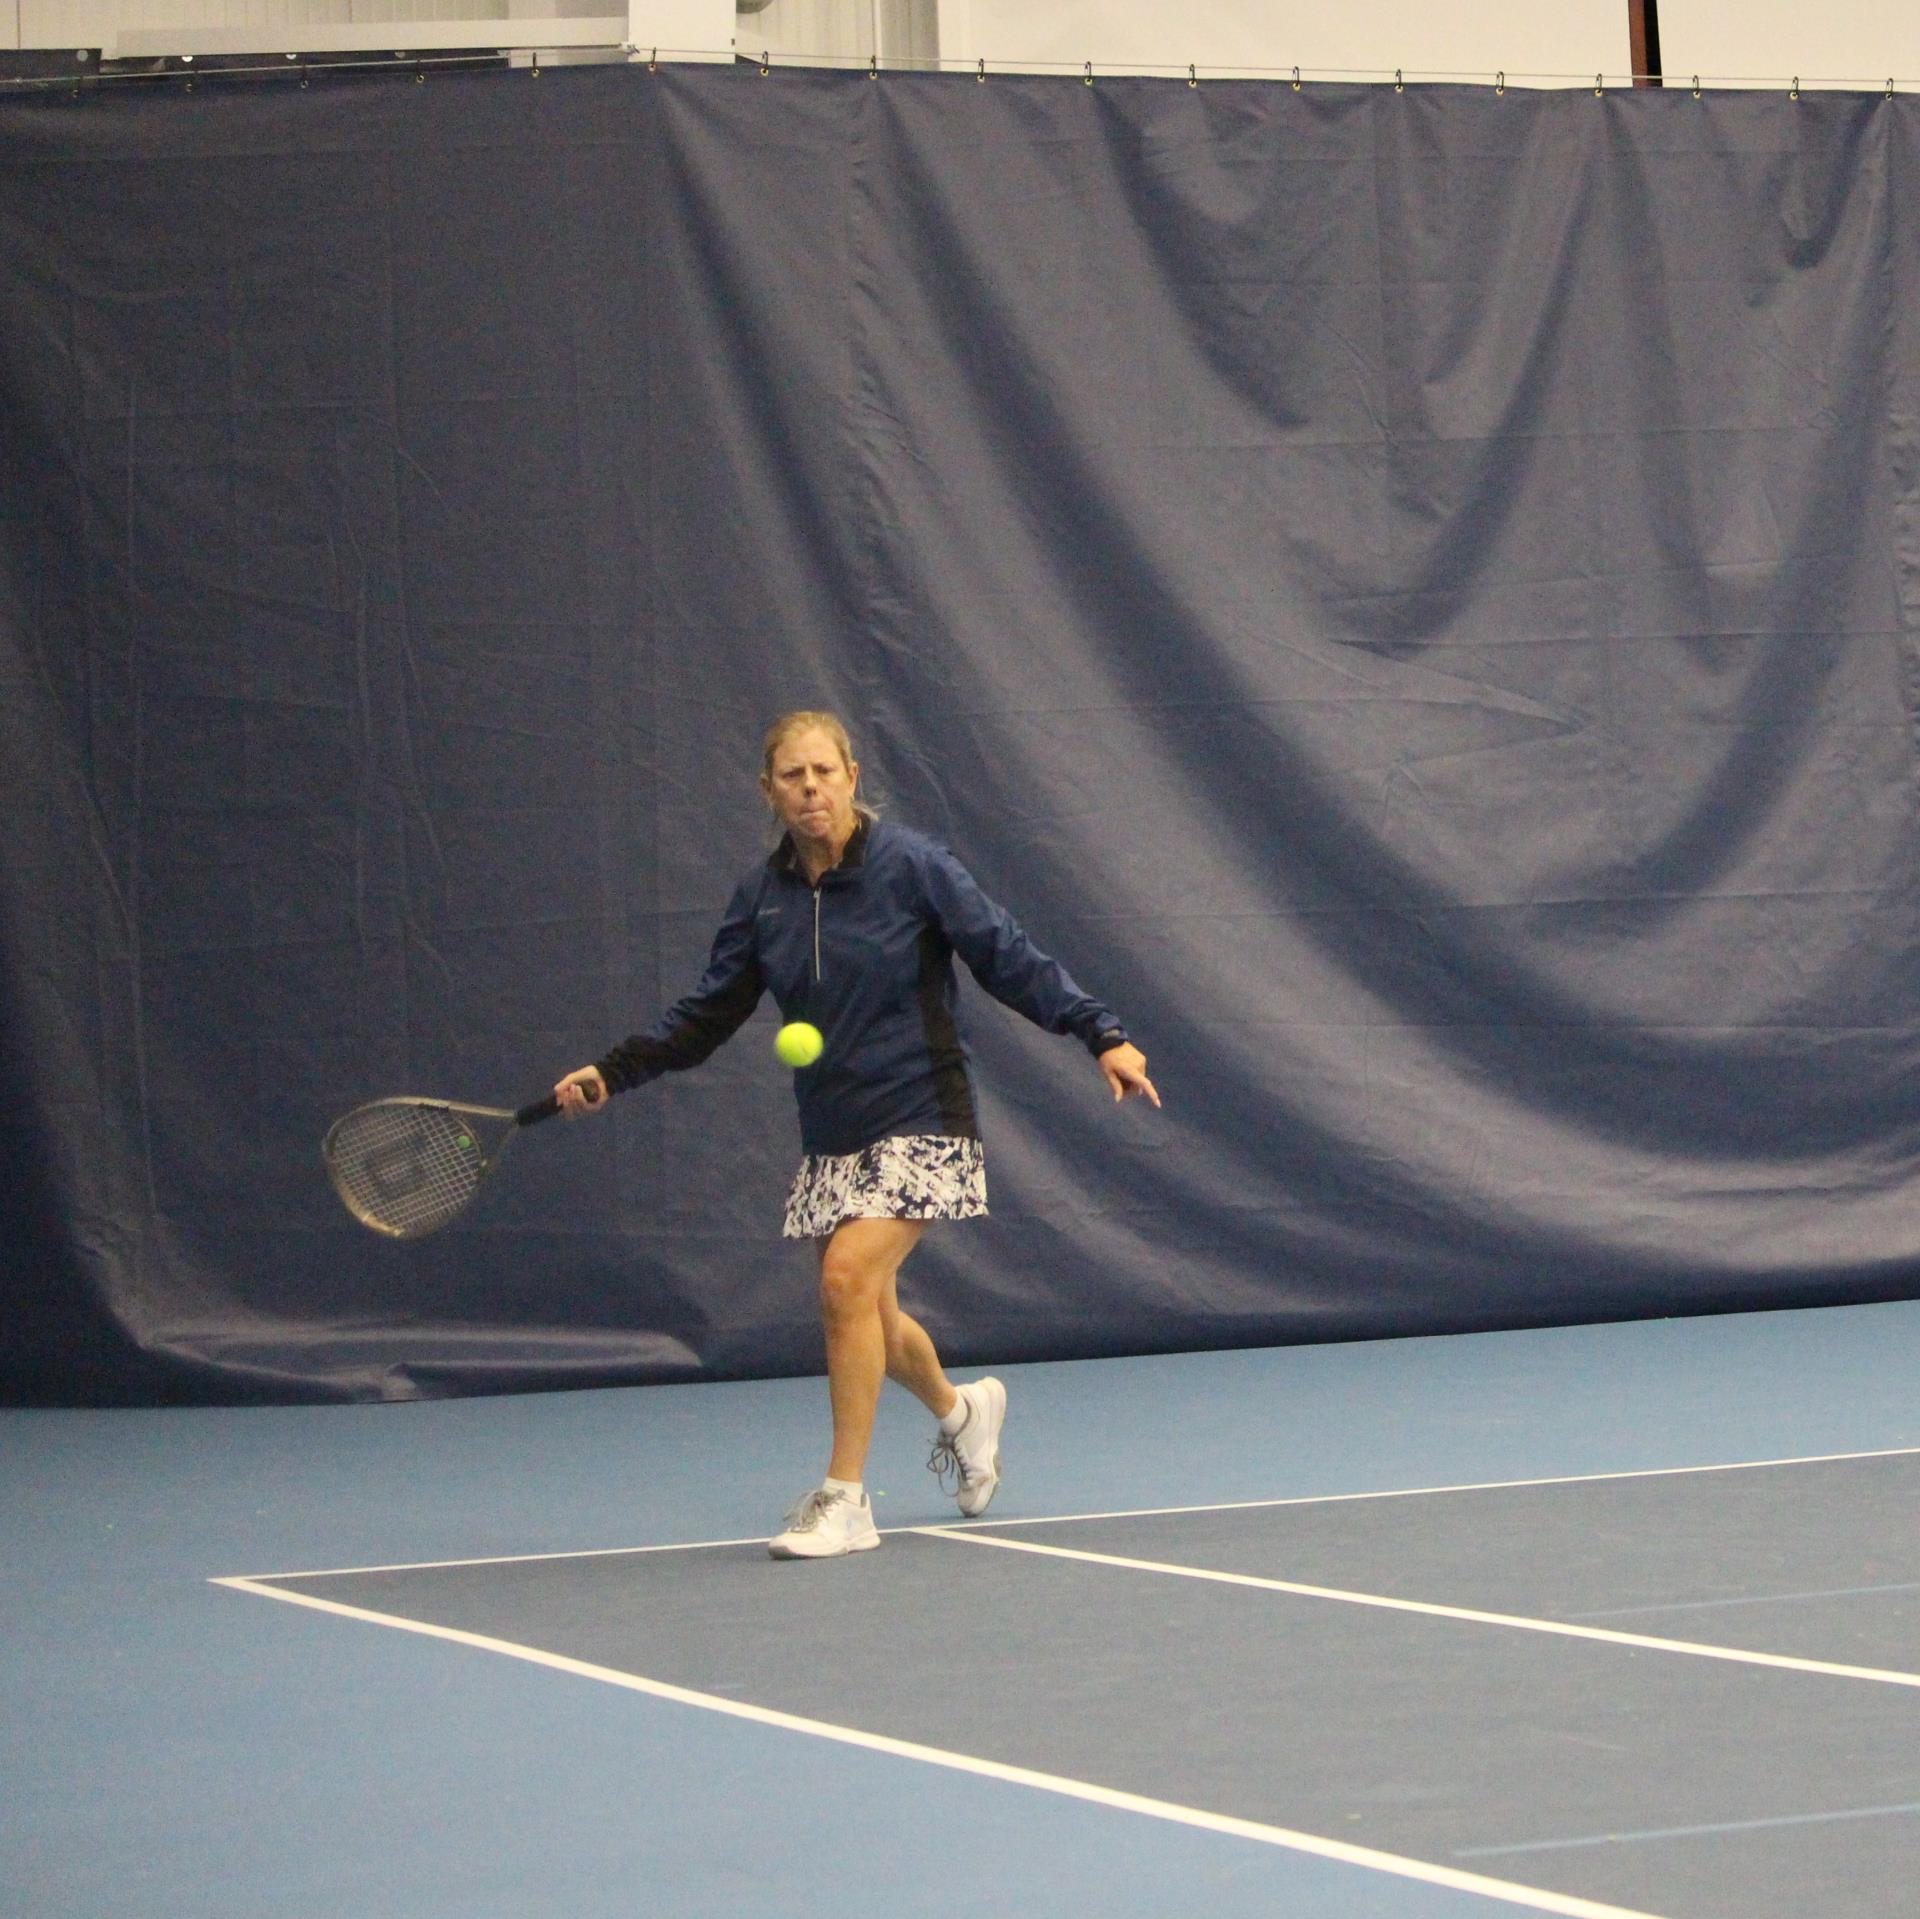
917, 1528, 1920, 1689
214, 1575, 1665, 1919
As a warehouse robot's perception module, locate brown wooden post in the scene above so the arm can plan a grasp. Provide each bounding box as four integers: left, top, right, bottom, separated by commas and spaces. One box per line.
1629, 0, 1664, 86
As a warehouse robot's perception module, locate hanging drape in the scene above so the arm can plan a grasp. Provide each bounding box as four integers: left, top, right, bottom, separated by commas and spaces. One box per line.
4, 66, 1919, 1402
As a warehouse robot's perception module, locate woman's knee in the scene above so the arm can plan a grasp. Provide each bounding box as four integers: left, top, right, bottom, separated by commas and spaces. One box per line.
818, 1244, 884, 1323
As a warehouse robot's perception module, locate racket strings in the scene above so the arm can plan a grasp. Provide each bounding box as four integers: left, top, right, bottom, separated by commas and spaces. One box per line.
327, 1103, 486, 1238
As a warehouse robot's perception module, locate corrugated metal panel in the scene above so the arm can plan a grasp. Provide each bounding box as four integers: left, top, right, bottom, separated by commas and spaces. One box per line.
19, 0, 530, 52
878, 0, 933, 64
11, 0, 935, 60
743, 0, 940, 67
746, 0, 871, 63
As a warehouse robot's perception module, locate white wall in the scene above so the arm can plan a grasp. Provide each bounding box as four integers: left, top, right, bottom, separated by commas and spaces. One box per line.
732, 0, 937, 68
938, 0, 1625, 88
626, 0, 730, 58
1658, 0, 1920, 88
10, 0, 1920, 90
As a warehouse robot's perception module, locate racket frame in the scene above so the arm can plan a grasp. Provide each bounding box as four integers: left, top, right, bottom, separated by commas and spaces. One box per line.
322, 1091, 567, 1240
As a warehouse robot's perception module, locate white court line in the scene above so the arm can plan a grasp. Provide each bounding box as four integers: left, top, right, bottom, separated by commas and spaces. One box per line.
231, 1533, 771, 1583
936, 1444, 1920, 1535
212, 1575, 1666, 1919
1457, 1799, 1920, 1858
1569, 1579, 1920, 1622
918, 1530, 1920, 1690
225, 1443, 1920, 1583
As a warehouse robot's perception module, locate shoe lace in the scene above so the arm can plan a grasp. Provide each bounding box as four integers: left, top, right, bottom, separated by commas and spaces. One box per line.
927, 1431, 961, 1493
929, 1404, 989, 1492
783, 1487, 837, 1532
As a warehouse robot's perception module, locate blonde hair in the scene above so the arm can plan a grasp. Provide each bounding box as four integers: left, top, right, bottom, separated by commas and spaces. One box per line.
760, 710, 878, 823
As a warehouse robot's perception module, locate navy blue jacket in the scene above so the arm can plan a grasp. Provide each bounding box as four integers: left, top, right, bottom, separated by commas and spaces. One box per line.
597, 818, 1127, 1157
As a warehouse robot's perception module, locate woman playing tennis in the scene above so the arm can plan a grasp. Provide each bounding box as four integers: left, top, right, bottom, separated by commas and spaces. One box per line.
554, 712, 1158, 1560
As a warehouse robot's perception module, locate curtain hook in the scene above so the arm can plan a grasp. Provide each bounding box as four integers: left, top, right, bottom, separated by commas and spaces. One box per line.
869, 51, 878, 79
1394, 68, 1404, 92
1291, 65, 1301, 91
759, 50, 770, 75
1888, 78, 1897, 101
1790, 76, 1800, 100
1692, 74, 1701, 98
976, 57, 985, 82
1593, 72, 1603, 95
1084, 60, 1093, 86
1188, 63, 1197, 88
648, 47, 657, 72
1495, 70, 1505, 95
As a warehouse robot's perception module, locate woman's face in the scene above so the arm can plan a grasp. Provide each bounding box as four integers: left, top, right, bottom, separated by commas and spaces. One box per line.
762, 725, 860, 851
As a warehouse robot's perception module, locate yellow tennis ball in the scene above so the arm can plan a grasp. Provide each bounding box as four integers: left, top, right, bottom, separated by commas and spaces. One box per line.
775, 1021, 824, 1068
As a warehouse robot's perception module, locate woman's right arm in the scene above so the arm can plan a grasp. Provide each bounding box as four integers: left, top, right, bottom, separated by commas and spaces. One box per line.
555, 880, 765, 1118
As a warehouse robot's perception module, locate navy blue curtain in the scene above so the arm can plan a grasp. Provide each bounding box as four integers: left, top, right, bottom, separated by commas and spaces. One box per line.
5, 66, 1919, 1403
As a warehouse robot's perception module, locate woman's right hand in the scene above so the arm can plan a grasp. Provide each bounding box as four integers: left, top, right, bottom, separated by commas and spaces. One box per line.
554, 1065, 608, 1118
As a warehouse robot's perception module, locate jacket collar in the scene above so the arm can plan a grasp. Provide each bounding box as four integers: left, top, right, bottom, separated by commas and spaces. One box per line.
770, 814, 871, 880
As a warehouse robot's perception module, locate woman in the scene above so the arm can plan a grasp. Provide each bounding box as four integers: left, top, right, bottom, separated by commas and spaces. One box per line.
555, 711, 1158, 1560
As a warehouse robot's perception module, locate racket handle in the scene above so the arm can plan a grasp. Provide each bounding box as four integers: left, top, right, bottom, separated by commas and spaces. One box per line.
518, 1079, 603, 1127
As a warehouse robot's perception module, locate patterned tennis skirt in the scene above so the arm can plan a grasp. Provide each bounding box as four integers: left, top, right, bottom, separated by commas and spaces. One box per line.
782, 1134, 989, 1240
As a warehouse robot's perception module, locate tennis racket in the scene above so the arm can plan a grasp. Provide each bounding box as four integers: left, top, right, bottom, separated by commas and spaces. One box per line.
323, 1080, 599, 1240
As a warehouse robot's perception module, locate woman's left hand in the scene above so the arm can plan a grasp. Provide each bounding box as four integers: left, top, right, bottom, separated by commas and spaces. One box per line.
1099, 1043, 1160, 1108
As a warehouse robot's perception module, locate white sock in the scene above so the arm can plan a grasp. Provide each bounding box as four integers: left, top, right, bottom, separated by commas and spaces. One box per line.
823, 1475, 863, 1502
938, 1391, 970, 1437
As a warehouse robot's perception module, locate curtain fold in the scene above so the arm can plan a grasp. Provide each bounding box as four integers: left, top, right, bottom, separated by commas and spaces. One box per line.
3, 68, 1917, 1404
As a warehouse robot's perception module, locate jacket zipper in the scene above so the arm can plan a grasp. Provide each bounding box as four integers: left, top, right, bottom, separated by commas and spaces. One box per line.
812, 884, 823, 982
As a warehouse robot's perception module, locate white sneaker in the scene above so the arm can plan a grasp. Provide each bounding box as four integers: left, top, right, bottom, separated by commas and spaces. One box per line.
767, 1485, 882, 1560
930, 1376, 1007, 1517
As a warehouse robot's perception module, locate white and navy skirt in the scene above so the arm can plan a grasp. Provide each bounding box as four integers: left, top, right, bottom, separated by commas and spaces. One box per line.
782, 1134, 988, 1240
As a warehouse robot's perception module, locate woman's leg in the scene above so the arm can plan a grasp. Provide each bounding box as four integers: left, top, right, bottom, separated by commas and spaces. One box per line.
818, 1217, 929, 1482
878, 1263, 958, 1421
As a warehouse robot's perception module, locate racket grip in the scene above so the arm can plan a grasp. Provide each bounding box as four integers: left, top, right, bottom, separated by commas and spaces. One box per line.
519, 1078, 604, 1127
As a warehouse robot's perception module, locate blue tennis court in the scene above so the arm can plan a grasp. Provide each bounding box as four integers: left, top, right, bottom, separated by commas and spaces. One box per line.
9, 1299, 1920, 1918
232, 1451, 1920, 1918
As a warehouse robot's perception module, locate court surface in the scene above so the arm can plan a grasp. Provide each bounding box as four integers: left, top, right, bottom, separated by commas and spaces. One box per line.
8, 1299, 1920, 1917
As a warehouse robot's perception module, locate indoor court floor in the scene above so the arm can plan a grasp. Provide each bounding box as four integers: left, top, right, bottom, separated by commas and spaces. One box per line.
8, 1298, 1920, 1918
